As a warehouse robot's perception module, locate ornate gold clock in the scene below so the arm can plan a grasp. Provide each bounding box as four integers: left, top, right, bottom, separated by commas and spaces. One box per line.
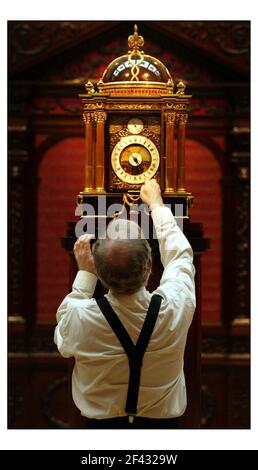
78, 24, 193, 216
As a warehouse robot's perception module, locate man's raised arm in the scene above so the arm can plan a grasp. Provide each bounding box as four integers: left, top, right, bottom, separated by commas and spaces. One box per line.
140, 179, 195, 306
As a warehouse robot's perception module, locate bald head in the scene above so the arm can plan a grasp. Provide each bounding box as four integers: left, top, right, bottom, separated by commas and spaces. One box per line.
105, 239, 131, 269
93, 219, 152, 294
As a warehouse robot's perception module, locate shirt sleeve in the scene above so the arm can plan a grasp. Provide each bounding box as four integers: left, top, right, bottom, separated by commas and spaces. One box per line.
151, 205, 196, 320
54, 270, 98, 356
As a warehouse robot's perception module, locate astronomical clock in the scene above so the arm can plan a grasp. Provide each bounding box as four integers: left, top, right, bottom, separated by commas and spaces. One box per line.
77, 24, 193, 216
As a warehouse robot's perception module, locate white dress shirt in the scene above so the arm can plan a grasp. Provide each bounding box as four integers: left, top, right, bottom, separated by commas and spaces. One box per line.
54, 205, 196, 419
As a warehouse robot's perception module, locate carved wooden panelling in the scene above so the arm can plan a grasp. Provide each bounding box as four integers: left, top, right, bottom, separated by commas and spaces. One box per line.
8, 21, 119, 76
154, 21, 250, 77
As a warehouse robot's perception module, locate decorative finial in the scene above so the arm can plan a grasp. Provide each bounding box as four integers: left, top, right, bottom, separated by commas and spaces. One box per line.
167, 78, 174, 93
85, 79, 95, 95
128, 24, 144, 53
127, 24, 145, 81
97, 78, 104, 92
176, 80, 186, 95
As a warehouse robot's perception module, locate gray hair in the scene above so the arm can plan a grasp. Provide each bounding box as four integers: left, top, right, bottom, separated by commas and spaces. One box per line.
93, 219, 152, 294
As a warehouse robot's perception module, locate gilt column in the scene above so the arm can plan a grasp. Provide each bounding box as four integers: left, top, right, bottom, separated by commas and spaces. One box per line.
164, 112, 176, 193
83, 112, 94, 192
94, 111, 107, 192
176, 113, 188, 193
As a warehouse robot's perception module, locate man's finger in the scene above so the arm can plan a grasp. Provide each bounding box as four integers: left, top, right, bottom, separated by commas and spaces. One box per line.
78, 234, 94, 242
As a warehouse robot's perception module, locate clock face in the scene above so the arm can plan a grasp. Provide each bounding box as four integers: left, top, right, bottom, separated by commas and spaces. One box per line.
111, 135, 160, 184
127, 118, 144, 135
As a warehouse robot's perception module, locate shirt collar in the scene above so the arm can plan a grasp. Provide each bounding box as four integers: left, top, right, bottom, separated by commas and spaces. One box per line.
106, 286, 149, 308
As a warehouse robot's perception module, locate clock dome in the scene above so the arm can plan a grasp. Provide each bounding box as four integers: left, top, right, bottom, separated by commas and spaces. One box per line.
92, 25, 175, 96
102, 53, 172, 84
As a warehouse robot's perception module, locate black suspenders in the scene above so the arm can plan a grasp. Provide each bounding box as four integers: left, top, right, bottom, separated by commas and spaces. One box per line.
96, 294, 162, 415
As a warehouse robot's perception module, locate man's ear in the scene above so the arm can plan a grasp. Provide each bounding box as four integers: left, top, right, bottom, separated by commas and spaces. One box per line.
147, 258, 152, 272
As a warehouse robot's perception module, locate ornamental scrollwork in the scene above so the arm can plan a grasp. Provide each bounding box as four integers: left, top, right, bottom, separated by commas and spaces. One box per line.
94, 111, 107, 123
164, 112, 176, 124
83, 112, 94, 124
176, 113, 188, 125
141, 128, 160, 147
109, 129, 130, 150
9, 21, 93, 70
106, 104, 161, 111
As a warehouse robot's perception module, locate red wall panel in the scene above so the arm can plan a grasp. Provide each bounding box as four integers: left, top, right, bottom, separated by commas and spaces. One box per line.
37, 137, 84, 322
186, 139, 222, 323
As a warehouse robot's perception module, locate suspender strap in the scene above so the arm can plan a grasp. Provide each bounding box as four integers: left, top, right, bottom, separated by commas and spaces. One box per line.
126, 294, 162, 415
96, 294, 162, 415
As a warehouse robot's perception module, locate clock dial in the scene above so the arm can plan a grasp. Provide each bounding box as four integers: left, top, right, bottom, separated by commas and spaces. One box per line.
111, 135, 160, 184
127, 117, 144, 135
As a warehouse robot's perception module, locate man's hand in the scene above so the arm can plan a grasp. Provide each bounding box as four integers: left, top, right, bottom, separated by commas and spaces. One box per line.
140, 179, 164, 207
73, 234, 96, 274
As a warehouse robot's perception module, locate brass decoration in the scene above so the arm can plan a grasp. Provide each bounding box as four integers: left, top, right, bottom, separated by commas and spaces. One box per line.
164, 102, 188, 110
107, 103, 160, 110
110, 173, 130, 190
128, 24, 144, 53
123, 192, 142, 206
97, 81, 174, 95
176, 113, 188, 125
82, 103, 161, 111
85, 79, 95, 95
83, 112, 93, 124
164, 112, 176, 124
110, 169, 161, 191
109, 123, 124, 134
110, 129, 130, 150
97, 79, 104, 92
176, 80, 186, 95
141, 128, 160, 147
128, 25, 144, 81
167, 78, 174, 93
82, 102, 105, 110
94, 111, 107, 123
147, 124, 161, 134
